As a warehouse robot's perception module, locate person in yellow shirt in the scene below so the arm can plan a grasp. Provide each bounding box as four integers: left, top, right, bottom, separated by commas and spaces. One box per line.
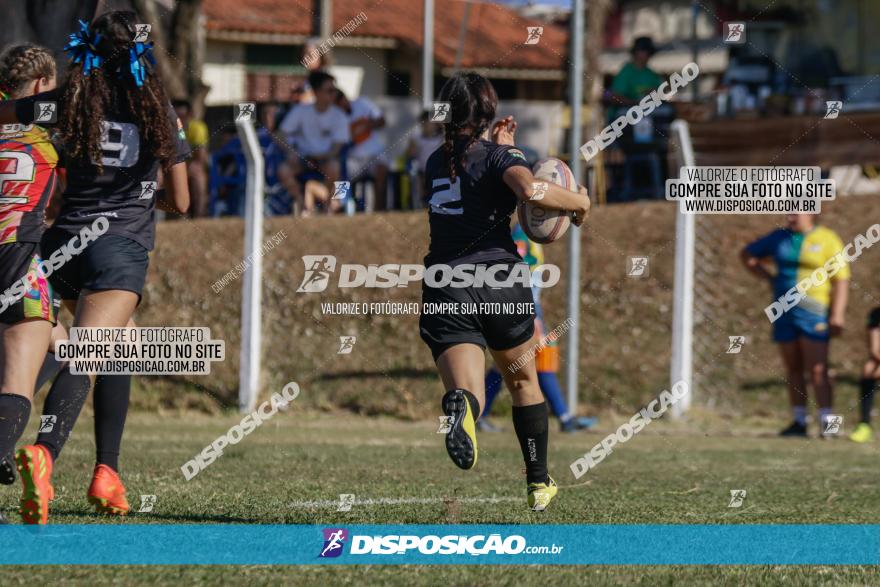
173, 100, 209, 217
742, 214, 850, 437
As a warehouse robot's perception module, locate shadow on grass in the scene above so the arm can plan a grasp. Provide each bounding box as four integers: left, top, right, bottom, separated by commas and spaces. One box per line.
316, 368, 436, 381
48, 506, 258, 524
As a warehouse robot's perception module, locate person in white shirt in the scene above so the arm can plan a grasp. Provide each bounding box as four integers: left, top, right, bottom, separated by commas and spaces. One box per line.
278, 71, 350, 215
336, 90, 389, 210
407, 110, 444, 207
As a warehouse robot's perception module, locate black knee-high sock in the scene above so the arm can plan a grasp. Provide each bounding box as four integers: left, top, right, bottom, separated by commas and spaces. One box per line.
93, 375, 131, 472
35, 352, 64, 393
512, 402, 549, 484
0, 393, 31, 462
35, 367, 90, 461
860, 378, 877, 425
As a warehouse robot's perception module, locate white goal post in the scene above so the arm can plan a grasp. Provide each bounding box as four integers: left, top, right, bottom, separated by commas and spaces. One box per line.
670, 120, 696, 417
236, 119, 265, 413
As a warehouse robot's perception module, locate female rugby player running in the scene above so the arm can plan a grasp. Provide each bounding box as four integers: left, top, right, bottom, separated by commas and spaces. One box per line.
0, 12, 190, 523
419, 72, 589, 511
0, 44, 89, 524
0, 44, 106, 522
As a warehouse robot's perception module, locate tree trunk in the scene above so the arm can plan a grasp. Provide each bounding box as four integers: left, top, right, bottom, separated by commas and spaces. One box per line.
0, 0, 100, 68
129, 0, 208, 117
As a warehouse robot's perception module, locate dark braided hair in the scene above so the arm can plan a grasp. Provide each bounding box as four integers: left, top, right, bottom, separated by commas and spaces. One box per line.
0, 44, 56, 99
58, 11, 175, 172
437, 72, 498, 182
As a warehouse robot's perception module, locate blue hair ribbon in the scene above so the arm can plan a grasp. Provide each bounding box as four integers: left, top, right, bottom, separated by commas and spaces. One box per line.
64, 20, 103, 76
128, 42, 156, 88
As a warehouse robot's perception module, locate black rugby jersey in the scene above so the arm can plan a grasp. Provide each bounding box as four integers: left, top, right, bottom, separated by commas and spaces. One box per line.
15, 90, 190, 250
424, 137, 529, 266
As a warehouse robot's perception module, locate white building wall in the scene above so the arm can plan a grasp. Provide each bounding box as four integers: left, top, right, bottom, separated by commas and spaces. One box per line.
329, 47, 387, 98
204, 41, 247, 105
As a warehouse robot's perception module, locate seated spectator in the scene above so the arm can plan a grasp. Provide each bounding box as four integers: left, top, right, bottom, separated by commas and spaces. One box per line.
336, 89, 388, 210
258, 102, 294, 216
407, 110, 443, 207
277, 70, 350, 215
173, 99, 210, 217
209, 124, 247, 216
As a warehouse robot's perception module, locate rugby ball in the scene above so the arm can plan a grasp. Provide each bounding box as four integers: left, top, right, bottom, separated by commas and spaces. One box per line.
517, 157, 576, 244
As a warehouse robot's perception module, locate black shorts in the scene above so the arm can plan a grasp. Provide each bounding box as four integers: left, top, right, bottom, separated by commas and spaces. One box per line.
419, 262, 536, 362
40, 229, 150, 302
0, 242, 61, 325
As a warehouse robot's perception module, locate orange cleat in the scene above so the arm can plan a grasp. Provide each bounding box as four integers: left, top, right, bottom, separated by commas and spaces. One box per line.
16, 444, 54, 525
87, 464, 130, 515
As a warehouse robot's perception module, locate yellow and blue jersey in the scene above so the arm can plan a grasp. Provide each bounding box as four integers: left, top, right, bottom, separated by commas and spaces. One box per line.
512, 221, 544, 270
745, 226, 850, 313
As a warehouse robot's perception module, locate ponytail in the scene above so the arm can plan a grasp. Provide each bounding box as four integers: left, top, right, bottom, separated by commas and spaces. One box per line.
437, 72, 498, 183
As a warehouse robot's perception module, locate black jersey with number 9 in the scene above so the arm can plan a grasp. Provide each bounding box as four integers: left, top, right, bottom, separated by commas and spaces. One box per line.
15, 90, 191, 250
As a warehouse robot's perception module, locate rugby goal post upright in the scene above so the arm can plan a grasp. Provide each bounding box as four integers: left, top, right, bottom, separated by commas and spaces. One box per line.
670, 120, 695, 417
236, 119, 265, 413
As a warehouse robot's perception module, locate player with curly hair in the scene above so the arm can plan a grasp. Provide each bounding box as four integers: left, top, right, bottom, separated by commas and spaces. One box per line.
0, 11, 190, 523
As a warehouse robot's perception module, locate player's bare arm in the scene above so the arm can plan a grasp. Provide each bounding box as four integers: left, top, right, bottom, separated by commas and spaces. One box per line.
502, 166, 590, 225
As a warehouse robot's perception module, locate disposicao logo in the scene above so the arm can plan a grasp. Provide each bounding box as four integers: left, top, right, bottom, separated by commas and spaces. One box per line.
319, 528, 348, 558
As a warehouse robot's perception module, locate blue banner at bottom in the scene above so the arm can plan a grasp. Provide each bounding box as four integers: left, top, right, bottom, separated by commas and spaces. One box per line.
0, 524, 878, 565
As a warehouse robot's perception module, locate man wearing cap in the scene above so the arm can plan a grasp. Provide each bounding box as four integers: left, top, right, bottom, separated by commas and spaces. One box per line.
608, 36, 663, 117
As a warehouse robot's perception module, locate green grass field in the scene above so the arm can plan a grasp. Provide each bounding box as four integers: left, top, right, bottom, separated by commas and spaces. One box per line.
3, 409, 879, 584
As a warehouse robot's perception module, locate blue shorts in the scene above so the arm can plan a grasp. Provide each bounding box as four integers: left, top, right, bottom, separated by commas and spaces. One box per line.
773, 306, 829, 343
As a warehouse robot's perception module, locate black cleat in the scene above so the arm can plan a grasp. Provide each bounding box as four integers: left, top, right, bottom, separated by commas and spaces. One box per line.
0, 453, 15, 485
441, 389, 478, 470
779, 421, 808, 437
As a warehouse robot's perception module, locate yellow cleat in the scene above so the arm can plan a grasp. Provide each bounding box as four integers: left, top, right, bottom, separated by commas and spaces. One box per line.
850, 423, 873, 443
527, 476, 558, 512
441, 389, 478, 470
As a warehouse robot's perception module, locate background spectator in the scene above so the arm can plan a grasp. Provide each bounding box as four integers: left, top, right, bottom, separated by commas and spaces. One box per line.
606, 36, 666, 201
173, 99, 210, 217
208, 124, 246, 216
336, 89, 389, 210
277, 70, 349, 215
407, 110, 443, 208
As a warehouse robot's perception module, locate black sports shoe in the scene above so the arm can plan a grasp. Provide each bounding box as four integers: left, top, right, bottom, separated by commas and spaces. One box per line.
779, 421, 808, 437
441, 389, 478, 470
0, 453, 15, 485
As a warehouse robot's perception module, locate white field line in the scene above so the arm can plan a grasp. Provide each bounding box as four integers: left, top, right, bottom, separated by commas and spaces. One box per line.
289, 496, 521, 509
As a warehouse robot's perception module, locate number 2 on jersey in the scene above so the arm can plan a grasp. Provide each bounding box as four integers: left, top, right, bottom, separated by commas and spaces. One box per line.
0, 152, 36, 201
428, 177, 463, 215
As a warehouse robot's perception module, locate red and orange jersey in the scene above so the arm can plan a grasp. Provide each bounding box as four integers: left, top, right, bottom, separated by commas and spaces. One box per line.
0, 121, 59, 244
